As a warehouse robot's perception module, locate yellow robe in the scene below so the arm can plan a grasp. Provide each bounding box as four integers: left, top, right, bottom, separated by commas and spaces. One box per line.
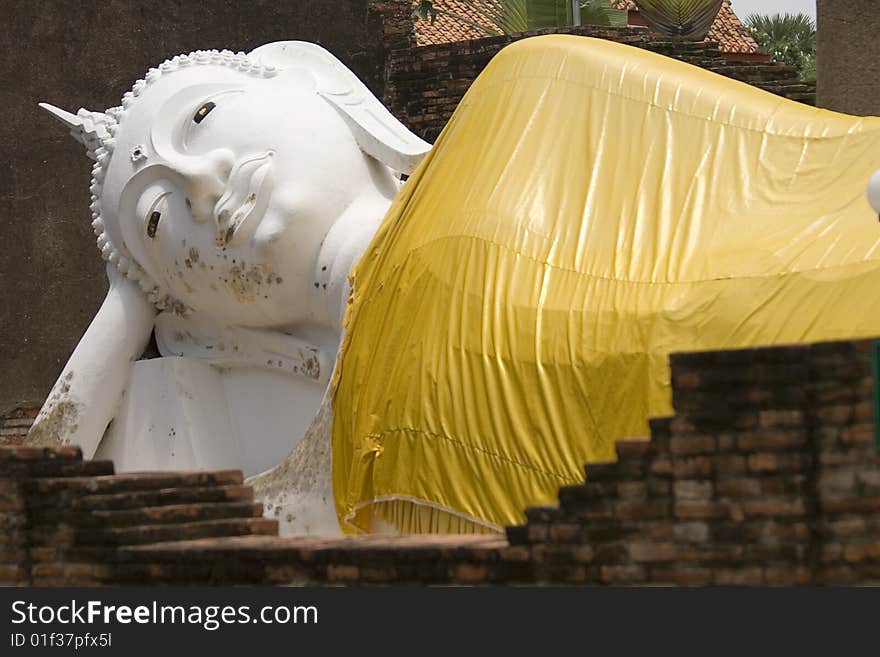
332, 35, 880, 534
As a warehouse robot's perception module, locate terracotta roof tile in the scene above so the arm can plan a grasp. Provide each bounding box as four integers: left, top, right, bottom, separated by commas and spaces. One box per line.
414, 1, 504, 46
705, 2, 762, 54
414, 0, 763, 55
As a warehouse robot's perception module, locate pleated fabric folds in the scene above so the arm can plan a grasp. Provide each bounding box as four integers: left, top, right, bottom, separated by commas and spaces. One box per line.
332, 35, 880, 533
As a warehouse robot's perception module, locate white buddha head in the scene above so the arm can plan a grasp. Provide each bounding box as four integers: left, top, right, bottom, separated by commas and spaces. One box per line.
42, 42, 430, 329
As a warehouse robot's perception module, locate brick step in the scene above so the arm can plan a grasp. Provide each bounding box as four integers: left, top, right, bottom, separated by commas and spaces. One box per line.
0, 446, 84, 476
22, 460, 114, 478
21, 470, 244, 497
0, 446, 83, 462
71, 517, 279, 546
30, 501, 264, 528
524, 505, 561, 524
73, 485, 254, 512
0, 460, 114, 479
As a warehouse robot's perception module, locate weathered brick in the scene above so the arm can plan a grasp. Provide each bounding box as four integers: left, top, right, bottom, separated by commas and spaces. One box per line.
629, 542, 679, 562
856, 470, 880, 492
616, 481, 647, 499
650, 566, 712, 586
673, 522, 709, 543
326, 565, 359, 581
671, 456, 713, 478
453, 564, 488, 583
843, 543, 880, 563
548, 523, 581, 543
839, 424, 875, 446
714, 454, 747, 474
737, 430, 806, 451
764, 522, 810, 541
599, 565, 646, 584
527, 524, 549, 543
742, 498, 805, 518
616, 500, 672, 521
713, 568, 764, 586
670, 436, 717, 455
747, 452, 808, 473
715, 477, 761, 497
815, 404, 855, 424
673, 480, 713, 500
820, 468, 857, 494
764, 567, 811, 586
758, 410, 803, 428
826, 516, 866, 537
822, 496, 880, 513
674, 501, 729, 520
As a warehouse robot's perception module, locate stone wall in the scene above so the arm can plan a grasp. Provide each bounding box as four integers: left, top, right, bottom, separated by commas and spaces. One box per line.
3, 337, 878, 586
817, 0, 880, 116
0, 0, 410, 414
384, 25, 817, 143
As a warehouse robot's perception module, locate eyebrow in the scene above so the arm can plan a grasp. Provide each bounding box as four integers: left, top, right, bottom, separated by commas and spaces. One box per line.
180, 89, 245, 150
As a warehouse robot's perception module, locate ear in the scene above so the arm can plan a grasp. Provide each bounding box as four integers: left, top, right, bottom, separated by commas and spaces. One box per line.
27, 266, 156, 458
248, 41, 432, 175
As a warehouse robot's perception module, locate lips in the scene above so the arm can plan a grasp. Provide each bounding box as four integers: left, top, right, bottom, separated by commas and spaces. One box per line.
214, 151, 274, 246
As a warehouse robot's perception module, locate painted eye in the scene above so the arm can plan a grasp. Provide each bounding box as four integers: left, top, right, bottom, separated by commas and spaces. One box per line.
193, 101, 216, 124
147, 211, 161, 239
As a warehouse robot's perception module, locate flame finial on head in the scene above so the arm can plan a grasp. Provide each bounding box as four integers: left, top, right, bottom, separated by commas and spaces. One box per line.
38, 103, 115, 160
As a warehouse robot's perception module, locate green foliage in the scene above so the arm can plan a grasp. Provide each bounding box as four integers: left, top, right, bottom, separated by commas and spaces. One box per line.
745, 12, 816, 82
412, 0, 627, 36
579, 0, 628, 28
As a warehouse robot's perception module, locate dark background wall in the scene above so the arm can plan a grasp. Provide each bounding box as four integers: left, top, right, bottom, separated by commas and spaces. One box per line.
817, 0, 880, 115
0, 0, 406, 412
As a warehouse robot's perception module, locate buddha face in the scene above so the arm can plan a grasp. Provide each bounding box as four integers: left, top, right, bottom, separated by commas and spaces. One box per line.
99, 62, 392, 329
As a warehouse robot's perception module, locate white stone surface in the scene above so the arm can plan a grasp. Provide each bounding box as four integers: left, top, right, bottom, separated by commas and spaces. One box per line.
30, 41, 432, 536
96, 356, 323, 477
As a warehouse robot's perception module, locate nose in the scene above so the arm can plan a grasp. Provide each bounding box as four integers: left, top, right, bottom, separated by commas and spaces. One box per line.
213, 151, 274, 246
179, 148, 235, 223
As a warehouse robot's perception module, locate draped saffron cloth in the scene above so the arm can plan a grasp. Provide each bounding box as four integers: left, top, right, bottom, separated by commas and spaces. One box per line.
331, 35, 880, 534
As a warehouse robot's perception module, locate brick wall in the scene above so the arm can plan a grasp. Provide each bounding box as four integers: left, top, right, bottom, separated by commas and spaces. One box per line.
0, 407, 38, 446
0, 447, 274, 586
2, 337, 878, 586
384, 25, 817, 142
508, 340, 880, 586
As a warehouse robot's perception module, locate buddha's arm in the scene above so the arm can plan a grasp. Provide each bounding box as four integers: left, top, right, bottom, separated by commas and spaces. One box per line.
27, 265, 156, 458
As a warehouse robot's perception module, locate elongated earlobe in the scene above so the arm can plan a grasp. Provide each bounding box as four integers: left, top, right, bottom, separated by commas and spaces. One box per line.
248, 41, 432, 174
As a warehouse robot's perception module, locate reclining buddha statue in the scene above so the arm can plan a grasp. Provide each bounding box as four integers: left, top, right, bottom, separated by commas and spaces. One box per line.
31, 35, 880, 536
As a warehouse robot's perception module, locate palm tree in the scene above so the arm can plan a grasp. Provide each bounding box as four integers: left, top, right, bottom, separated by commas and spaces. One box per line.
412, 0, 627, 36
745, 12, 816, 81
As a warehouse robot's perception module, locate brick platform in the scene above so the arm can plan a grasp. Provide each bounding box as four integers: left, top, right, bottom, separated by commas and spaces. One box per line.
0, 448, 275, 586
2, 338, 878, 586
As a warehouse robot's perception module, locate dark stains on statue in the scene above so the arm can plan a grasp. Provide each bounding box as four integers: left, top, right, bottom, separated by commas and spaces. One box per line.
24, 371, 81, 446
226, 261, 280, 302
184, 247, 200, 269
303, 349, 320, 379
